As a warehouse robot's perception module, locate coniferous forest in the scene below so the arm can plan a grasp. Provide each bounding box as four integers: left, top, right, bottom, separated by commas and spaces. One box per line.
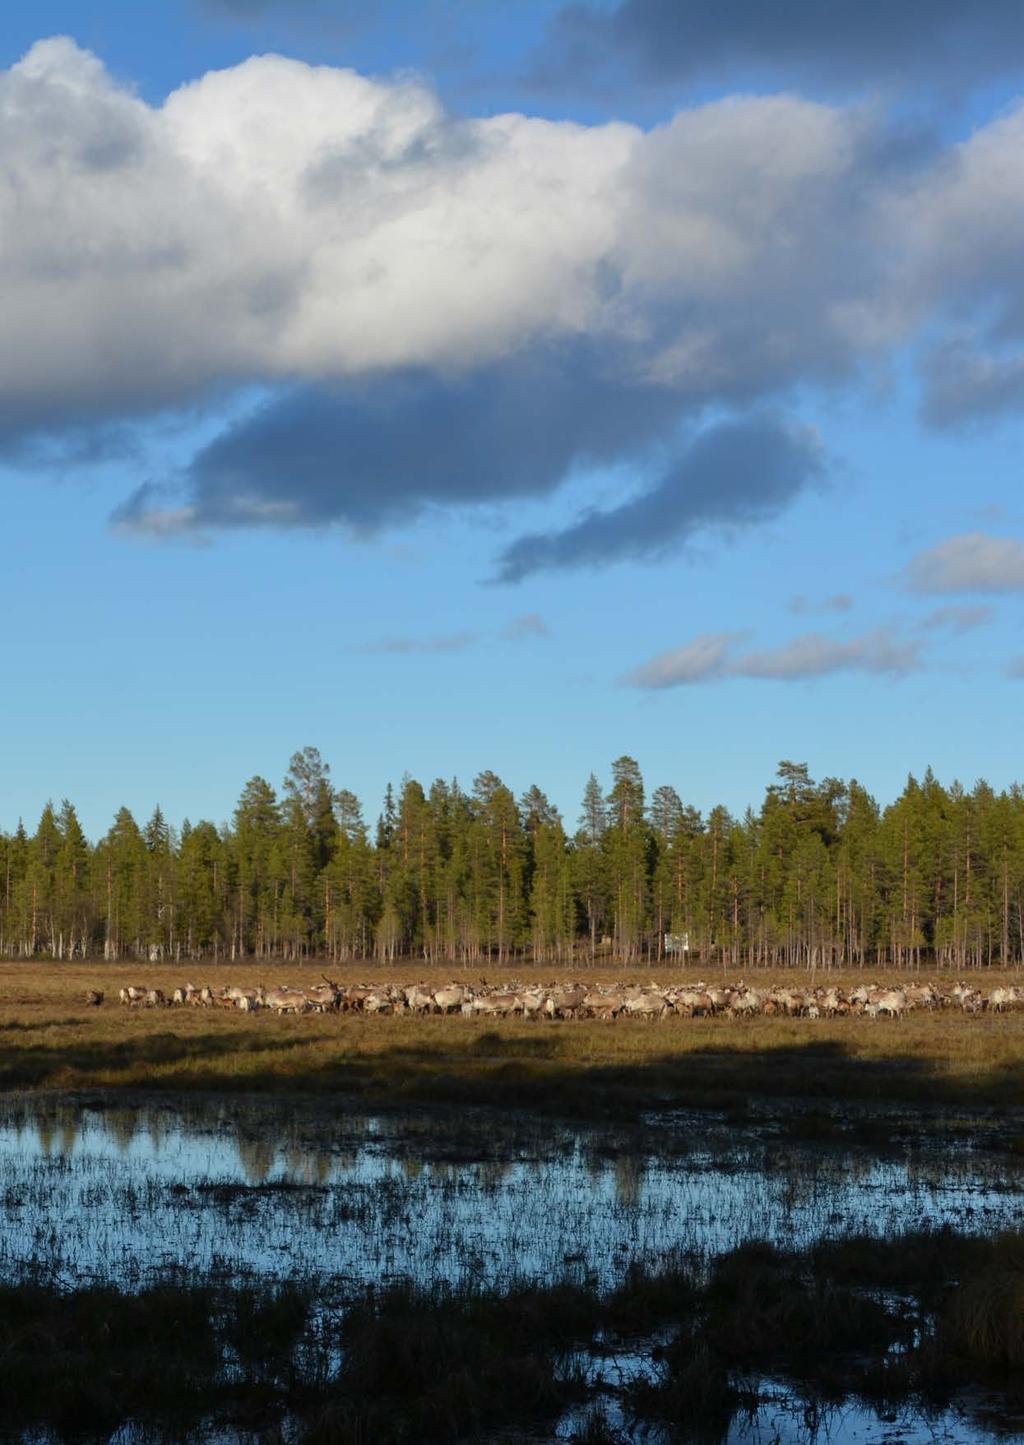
2, 749, 1024, 969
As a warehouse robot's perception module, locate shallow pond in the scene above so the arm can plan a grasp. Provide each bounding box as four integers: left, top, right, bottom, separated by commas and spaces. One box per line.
4, 1095, 1024, 1443
559, 1383, 1024, 1444
1, 1094, 1022, 1290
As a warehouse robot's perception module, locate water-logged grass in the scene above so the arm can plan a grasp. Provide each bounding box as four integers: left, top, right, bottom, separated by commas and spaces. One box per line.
2, 961, 1024, 1115
3, 1228, 1024, 1443
0, 1098, 1005, 1294
3, 1096, 1023, 1290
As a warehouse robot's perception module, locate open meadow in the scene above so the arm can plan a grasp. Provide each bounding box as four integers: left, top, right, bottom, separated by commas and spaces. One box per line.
3, 959, 1024, 1115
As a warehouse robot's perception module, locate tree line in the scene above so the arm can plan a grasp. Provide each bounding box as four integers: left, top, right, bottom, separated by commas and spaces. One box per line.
2, 750, 1023, 969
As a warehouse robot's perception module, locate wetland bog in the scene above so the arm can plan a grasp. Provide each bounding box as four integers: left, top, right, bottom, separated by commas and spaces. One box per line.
3, 1090, 1024, 1442
3, 961, 1024, 1441
4, 1093, 1024, 1287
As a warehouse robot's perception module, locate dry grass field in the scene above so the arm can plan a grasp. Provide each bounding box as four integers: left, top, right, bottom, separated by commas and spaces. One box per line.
2, 959, 1023, 1115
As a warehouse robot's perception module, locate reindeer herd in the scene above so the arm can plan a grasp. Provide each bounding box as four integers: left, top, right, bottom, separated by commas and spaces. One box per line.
109, 977, 1024, 1020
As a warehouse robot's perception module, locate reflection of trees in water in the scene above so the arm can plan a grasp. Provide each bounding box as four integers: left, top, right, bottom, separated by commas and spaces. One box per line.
284, 1144, 307, 1180
237, 1137, 275, 1184
583, 1134, 644, 1190
57, 1106, 79, 1159
144, 1108, 167, 1154
906, 1154, 975, 1193
767, 1149, 857, 1217
32, 1103, 83, 1159
280, 1143, 334, 1185
10, 1097, 1022, 1293
478, 1160, 513, 1193
843, 1153, 873, 1186
105, 1109, 138, 1155
613, 1153, 645, 1211
35, 1116, 55, 1157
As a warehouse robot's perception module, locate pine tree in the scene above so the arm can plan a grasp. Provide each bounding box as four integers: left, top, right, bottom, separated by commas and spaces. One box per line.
4, 750, 1024, 967
56, 801, 92, 958
143, 806, 176, 959
97, 807, 148, 960
0, 823, 30, 956
470, 771, 527, 962
575, 773, 609, 961
177, 820, 228, 959
605, 757, 648, 962
26, 803, 62, 956
232, 777, 281, 958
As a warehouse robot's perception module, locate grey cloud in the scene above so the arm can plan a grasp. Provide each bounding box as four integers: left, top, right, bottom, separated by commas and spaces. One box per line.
1008, 656, 1024, 679
111, 486, 205, 541
624, 625, 920, 689
788, 593, 853, 615
114, 349, 684, 534
492, 415, 824, 583
620, 631, 745, 688
905, 533, 1024, 593
921, 340, 1024, 428
358, 632, 478, 655
198, 0, 357, 22
920, 604, 993, 632
908, 112, 1024, 427
501, 613, 550, 642
610, 100, 925, 402
304, 116, 484, 201
733, 628, 921, 680
540, 0, 1024, 93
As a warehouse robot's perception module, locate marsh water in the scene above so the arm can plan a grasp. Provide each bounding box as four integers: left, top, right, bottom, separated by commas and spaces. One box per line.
3, 1094, 1024, 1442
1, 1095, 1023, 1288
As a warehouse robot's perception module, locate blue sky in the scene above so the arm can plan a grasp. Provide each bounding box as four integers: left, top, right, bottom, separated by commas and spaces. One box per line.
2, 0, 1024, 839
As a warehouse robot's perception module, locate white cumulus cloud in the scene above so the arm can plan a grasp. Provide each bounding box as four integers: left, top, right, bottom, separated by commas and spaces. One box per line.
4, 37, 1024, 554
0, 38, 942, 437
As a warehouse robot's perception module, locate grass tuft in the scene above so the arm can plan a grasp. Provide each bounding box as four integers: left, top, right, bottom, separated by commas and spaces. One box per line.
944, 1266, 1024, 1370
